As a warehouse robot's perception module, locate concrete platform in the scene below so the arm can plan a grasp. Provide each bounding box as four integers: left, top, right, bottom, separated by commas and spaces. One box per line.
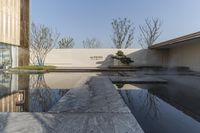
0, 77, 144, 133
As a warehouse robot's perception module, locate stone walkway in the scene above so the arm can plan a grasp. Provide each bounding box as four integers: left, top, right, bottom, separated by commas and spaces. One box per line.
0, 77, 144, 133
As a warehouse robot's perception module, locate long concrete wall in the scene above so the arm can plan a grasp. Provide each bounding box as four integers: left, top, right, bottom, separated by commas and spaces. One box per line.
168, 39, 200, 72
44, 45, 200, 71
44, 49, 164, 67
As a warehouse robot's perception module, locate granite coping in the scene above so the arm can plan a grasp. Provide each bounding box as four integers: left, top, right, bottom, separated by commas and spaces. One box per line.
0, 112, 143, 133
49, 77, 131, 113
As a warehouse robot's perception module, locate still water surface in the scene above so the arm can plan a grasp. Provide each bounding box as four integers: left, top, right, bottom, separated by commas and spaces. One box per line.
116, 82, 200, 133
0, 72, 97, 112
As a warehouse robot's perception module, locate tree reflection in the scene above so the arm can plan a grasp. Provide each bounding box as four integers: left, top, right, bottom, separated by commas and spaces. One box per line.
118, 84, 160, 119
0, 73, 12, 90
139, 88, 160, 118
0, 73, 68, 112
29, 74, 67, 112
118, 86, 134, 111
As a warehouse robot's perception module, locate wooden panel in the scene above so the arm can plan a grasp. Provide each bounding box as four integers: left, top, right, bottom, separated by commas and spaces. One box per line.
0, 0, 21, 46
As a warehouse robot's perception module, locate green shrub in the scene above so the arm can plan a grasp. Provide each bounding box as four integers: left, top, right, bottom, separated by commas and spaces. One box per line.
112, 50, 134, 65
116, 50, 125, 57
15, 65, 56, 70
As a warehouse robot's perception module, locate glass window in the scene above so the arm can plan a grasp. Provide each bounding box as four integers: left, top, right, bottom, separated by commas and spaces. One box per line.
0, 43, 12, 69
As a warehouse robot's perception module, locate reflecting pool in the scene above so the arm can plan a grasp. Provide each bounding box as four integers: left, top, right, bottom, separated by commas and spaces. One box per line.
116, 83, 200, 133
0, 72, 97, 112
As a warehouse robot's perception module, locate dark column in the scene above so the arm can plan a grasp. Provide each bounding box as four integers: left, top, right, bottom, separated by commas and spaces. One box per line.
19, 0, 30, 66
18, 74, 30, 112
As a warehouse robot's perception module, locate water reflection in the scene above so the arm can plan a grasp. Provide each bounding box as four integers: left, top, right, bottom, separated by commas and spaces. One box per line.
118, 84, 160, 118
116, 84, 200, 133
0, 73, 68, 112
139, 88, 160, 118
29, 74, 68, 112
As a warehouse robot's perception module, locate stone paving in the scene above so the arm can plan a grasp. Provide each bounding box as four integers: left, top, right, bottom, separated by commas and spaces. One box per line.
0, 76, 144, 133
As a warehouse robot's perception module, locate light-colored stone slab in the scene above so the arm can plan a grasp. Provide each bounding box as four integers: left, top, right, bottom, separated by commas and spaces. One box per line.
87, 77, 131, 113
56, 113, 143, 133
0, 112, 143, 133
49, 77, 130, 113
49, 85, 91, 113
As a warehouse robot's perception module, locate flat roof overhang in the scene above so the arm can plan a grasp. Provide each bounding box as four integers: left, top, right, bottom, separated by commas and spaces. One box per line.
149, 31, 200, 49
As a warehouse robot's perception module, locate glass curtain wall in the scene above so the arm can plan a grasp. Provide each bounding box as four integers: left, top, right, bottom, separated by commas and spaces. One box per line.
0, 43, 12, 69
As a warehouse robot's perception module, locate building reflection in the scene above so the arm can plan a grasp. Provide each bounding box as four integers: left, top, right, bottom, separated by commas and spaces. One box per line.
0, 73, 68, 112
0, 90, 26, 112
0, 73, 29, 112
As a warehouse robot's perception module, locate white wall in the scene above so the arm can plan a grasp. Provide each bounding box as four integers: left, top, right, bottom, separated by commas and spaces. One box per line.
168, 40, 200, 72
45, 49, 164, 67
44, 41, 200, 71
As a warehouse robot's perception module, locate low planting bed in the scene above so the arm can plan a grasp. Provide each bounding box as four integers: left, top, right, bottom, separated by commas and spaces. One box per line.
8, 65, 56, 73
15, 65, 56, 70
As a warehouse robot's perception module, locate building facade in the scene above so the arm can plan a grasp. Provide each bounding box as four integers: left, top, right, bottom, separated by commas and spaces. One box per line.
0, 0, 29, 68
150, 32, 200, 72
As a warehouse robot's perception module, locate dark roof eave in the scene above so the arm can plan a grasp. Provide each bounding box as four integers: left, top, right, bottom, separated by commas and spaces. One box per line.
149, 31, 200, 49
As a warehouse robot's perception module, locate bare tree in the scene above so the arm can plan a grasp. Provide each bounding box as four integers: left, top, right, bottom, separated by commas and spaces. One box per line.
58, 37, 75, 48
82, 38, 102, 48
138, 18, 162, 49
111, 18, 134, 49
30, 23, 59, 66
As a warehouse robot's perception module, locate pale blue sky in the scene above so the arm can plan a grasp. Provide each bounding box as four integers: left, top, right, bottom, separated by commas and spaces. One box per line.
31, 0, 200, 48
